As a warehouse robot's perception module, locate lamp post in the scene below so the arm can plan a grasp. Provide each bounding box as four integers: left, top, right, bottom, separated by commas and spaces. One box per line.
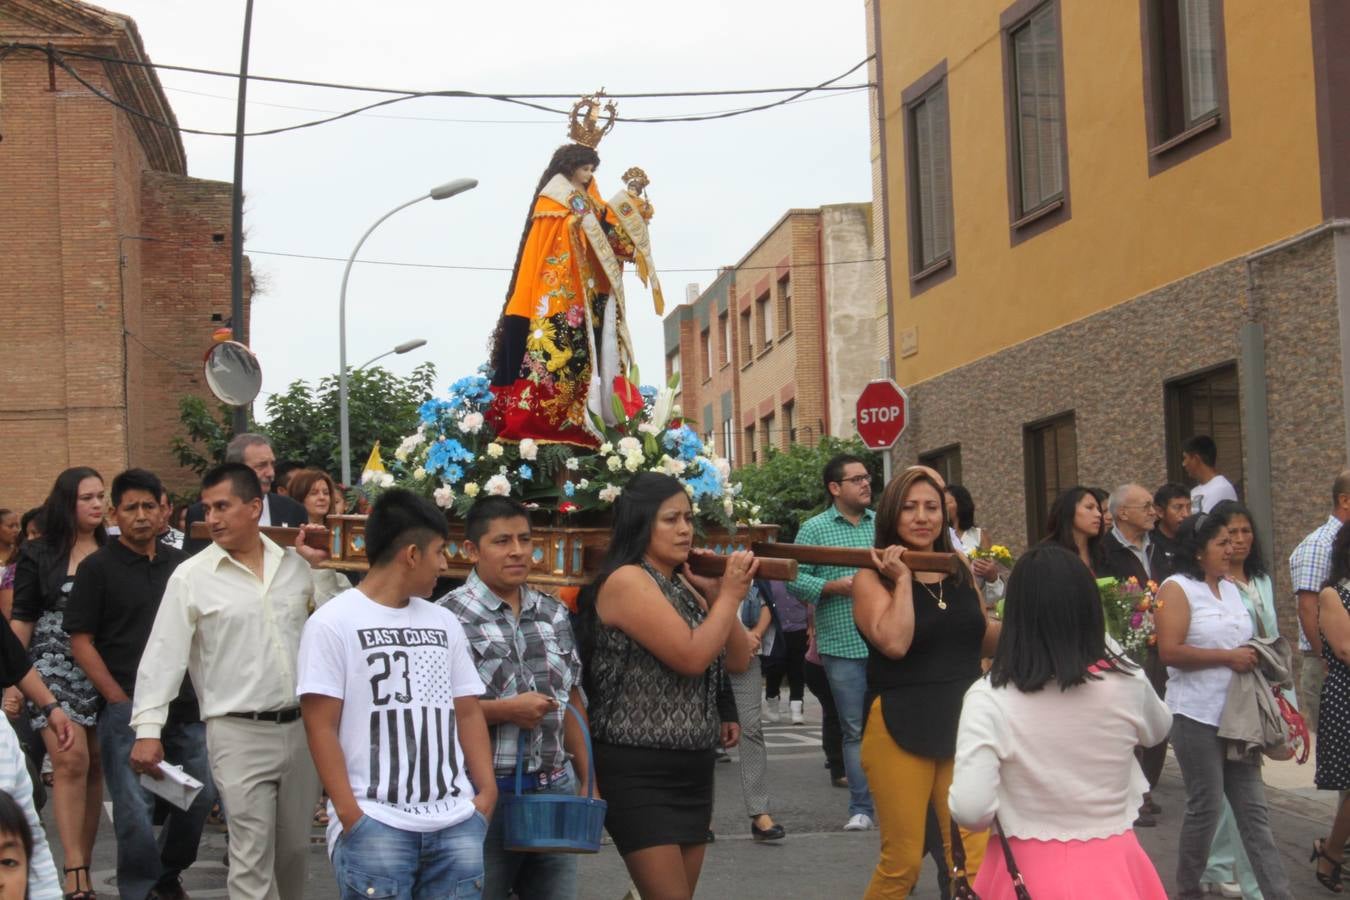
338, 178, 477, 486
356, 338, 428, 371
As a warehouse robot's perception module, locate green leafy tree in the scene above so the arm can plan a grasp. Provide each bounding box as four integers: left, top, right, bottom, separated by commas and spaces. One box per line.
170, 396, 238, 476
261, 362, 437, 479
732, 436, 882, 542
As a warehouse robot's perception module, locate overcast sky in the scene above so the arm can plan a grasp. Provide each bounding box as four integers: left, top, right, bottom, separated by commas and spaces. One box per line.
107, 0, 872, 418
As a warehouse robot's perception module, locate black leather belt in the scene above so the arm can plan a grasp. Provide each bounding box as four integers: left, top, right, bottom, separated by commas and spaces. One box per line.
225, 707, 302, 723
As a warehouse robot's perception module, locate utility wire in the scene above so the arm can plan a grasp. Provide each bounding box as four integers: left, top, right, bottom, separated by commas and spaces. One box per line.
243, 248, 884, 274
0, 43, 872, 136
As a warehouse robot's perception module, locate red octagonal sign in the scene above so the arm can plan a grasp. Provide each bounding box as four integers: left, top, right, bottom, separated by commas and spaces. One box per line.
855, 379, 909, 450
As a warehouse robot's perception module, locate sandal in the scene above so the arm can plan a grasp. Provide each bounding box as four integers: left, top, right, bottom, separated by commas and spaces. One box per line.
63, 864, 95, 899
1311, 838, 1345, 893
313, 802, 330, 827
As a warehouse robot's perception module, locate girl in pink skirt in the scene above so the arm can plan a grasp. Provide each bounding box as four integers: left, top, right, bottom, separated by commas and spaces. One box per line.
949, 545, 1170, 898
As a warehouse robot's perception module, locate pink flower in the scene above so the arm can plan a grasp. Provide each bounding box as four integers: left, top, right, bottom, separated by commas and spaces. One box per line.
565, 305, 585, 327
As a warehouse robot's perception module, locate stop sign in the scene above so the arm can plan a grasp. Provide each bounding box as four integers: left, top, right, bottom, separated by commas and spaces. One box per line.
855, 379, 909, 449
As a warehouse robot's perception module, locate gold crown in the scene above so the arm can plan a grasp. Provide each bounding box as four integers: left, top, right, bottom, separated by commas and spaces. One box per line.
621, 166, 650, 194
568, 90, 618, 149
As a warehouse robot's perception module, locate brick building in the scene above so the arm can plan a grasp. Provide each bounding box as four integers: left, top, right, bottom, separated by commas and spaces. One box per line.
0, 0, 244, 507
662, 204, 876, 467
867, 0, 1350, 682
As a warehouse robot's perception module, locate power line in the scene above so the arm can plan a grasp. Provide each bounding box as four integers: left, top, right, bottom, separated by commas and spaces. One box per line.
243, 247, 884, 274
1, 43, 874, 136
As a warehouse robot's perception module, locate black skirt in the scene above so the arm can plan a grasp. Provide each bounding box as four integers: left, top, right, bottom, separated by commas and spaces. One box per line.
592, 742, 715, 855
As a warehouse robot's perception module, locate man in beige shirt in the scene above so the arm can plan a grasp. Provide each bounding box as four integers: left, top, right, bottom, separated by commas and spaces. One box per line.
129, 463, 329, 900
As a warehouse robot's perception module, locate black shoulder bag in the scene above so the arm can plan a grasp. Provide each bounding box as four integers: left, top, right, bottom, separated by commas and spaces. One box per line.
950, 817, 1031, 899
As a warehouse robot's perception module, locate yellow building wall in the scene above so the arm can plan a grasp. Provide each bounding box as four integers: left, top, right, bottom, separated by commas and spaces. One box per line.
879, 0, 1325, 386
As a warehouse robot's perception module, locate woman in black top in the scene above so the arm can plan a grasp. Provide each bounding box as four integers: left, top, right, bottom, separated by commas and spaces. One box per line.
853, 467, 999, 897
1041, 485, 1105, 573
577, 473, 754, 900
12, 467, 106, 899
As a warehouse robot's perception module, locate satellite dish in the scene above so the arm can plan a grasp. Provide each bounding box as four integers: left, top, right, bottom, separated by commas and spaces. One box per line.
203, 341, 262, 406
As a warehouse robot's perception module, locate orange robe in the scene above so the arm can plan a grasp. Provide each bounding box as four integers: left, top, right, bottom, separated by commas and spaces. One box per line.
489, 176, 632, 447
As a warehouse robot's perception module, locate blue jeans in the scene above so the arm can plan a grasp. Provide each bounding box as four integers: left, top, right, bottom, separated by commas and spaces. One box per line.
97, 700, 216, 900
482, 765, 579, 900
332, 811, 488, 899
821, 654, 873, 818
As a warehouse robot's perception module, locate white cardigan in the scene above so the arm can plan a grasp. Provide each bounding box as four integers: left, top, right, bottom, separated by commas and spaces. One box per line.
949, 667, 1171, 841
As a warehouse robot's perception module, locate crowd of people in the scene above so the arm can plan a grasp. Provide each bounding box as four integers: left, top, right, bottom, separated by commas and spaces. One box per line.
0, 429, 1342, 899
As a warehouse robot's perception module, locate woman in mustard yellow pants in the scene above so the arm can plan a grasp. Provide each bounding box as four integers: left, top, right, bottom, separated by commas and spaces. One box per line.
852, 468, 998, 897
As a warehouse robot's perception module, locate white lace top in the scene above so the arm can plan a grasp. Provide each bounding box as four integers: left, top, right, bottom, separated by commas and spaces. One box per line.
950, 668, 1171, 840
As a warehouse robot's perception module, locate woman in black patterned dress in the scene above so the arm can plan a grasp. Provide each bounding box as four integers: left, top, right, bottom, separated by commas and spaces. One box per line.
1315, 522, 1350, 889
576, 473, 755, 899
12, 467, 106, 898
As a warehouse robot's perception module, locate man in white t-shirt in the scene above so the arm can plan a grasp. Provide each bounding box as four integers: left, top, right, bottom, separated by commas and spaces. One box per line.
1182, 435, 1238, 514
298, 489, 496, 899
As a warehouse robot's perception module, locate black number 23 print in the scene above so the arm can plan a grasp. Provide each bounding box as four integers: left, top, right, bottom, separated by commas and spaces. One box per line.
367, 651, 413, 706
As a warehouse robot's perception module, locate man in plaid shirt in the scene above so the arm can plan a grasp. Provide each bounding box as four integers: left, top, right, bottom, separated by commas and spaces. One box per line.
1290, 470, 1350, 729
788, 454, 876, 832
440, 497, 588, 900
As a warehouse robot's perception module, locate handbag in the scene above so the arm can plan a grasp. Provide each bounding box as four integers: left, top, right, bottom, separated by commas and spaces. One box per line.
950, 816, 1031, 900
1248, 610, 1310, 764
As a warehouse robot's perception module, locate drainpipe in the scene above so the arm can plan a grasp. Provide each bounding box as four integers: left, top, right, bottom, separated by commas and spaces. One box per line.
1242, 218, 1350, 571
817, 217, 831, 438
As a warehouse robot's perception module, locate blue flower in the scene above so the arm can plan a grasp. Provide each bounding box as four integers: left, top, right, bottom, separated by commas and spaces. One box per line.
426, 438, 474, 472
639, 384, 658, 403
563, 481, 575, 497
443, 463, 464, 484
418, 398, 451, 426
518, 464, 533, 480
448, 374, 495, 409
684, 463, 724, 500
663, 425, 703, 463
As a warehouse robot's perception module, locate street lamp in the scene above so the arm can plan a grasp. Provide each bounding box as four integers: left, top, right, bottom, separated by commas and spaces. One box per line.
356, 338, 428, 371
338, 178, 477, 485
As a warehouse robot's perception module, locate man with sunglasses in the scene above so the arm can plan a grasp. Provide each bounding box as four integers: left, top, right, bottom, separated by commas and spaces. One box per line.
789, 454, 876, 832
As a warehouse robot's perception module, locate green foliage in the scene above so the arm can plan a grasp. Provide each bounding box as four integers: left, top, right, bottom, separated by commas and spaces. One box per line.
170, 396, 237, 475
732, 436, 882, 542
261, 362, 436, 479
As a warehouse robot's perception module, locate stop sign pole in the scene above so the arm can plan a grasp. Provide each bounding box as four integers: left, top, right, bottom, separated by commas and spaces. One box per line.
855, 379, 909, 486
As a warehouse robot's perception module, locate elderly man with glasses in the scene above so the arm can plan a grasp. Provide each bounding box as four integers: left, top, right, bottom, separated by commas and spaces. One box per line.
1099, 482, 1172, 828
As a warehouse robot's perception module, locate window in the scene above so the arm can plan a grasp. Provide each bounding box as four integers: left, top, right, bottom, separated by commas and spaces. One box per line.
756, 293, 773, 352
761, 414, 775, 454
739, 309, 753, 366
700, 328, 712, 381
1010, 5, 1064, 216
666, 349, 680, 380
1166, 364, 1243, 491
783, 401, 796, 443
723, 419, 735, 468
908, 80, 953, 271
777, 275, 793, 335
919, 444, 962, 488
1141, 0, 1229, 172
746, 425, 757, 463
1000, 0, 1070, 242
718, 311, 730, 366
1023, 412, 1077, 544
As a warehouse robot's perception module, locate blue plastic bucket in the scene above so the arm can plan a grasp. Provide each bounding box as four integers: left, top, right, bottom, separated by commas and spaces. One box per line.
500, 702, 607, 854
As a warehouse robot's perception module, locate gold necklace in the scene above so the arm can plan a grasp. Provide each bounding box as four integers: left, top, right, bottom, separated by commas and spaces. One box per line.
918, 578, 946, 610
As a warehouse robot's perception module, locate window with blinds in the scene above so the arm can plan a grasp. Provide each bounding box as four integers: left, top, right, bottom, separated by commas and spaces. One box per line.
1023, 412, 1077, 544
1010, 5, 1065, 216
1146, 0, 1222, 142
907, 81, 953, 270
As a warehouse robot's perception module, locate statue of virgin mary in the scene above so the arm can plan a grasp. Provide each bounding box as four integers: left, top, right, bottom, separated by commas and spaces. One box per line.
486, 93, 661, 448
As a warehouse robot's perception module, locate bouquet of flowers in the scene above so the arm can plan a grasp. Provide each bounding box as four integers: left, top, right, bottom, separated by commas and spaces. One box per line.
388, 365, 746, 529
1098, 576, 1161, 661
968, 544, 1014, 568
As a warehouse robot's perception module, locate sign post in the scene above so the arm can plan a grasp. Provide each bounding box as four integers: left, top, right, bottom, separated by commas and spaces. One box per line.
855, 379, 909, 486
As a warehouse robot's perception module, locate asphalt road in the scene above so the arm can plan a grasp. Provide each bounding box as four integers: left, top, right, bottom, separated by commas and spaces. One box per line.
52, 694, 1334, 898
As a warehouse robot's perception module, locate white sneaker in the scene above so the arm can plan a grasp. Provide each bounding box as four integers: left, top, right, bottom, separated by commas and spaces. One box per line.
779, 696, 790, 720
843, 814, 875, 832
761, 699, 780, 723
790, 700, 805, 724
1200, 884, 1242, 898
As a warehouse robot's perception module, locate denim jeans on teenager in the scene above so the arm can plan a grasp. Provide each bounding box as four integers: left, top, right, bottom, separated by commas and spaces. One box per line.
482, 764, 578, 900
1170, 714, 1292, 900
97, 699, 216, 900
332, 811, 488, 900
821, 654, 873, 818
